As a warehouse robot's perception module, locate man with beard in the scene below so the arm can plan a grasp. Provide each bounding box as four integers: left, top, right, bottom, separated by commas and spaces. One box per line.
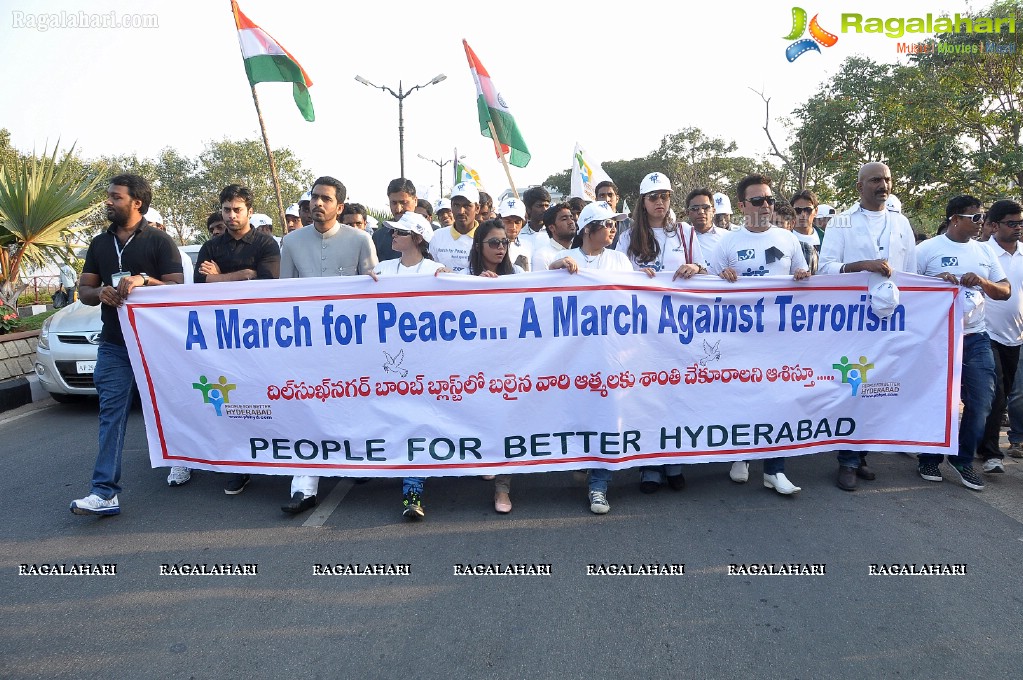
820, 162, 918, 490
279, 176, 376, 513
532, 202, 576, 271
70, 175, 184, 516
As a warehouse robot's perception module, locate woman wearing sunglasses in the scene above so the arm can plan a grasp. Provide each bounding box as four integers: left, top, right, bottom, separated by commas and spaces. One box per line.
465, 219, 522, 513
371, 211, 448, 521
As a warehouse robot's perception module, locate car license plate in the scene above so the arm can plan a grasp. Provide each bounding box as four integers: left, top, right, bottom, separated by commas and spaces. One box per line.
76, 361, 96, 374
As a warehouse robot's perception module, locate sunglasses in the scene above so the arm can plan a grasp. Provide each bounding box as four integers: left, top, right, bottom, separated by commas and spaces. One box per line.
390, 228, 412, 237
645, 191, 672, 202
745, 196, 777, 207
484, 238, 510, 248
591, 219, 619, 230
996, 219, 1023, 228
687, 205, 713, 213
955, 213, 986, 224
793, 206, 815, 215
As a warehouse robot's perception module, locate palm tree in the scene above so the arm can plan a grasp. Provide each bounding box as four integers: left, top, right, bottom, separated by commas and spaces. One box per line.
0, 144, 104, 308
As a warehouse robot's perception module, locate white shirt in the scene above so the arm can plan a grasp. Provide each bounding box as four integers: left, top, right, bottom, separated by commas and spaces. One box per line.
711, 227, 808, 277
373, 257, 445, 277
694, 225, 730, 270
428, 226, 476, 272
984, 239, 1023, 346
615, 223, 704, 273
533, 240, 569, 271
916, 234, 1006, 335
819, 206, 917, 275
521, 224, 551, 249
554, 247, 633, 272
509, 238, 533, 272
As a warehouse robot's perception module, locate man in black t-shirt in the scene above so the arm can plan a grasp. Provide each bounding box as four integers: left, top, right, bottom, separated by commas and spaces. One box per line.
70, 174, 184, 516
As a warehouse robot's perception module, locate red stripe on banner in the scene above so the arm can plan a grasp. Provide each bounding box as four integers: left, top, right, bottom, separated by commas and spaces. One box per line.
128, 306, 171, 458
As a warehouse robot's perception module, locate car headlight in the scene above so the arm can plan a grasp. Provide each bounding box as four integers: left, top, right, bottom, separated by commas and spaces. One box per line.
38, 316, 52, 350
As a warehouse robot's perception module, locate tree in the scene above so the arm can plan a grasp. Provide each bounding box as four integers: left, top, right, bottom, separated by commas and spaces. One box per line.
0, 144, 105, 307
153, 147, 202, 245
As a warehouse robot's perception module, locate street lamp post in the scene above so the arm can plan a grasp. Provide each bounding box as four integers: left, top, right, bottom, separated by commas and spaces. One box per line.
417, 152, 464, 199
354, 73, 447, 178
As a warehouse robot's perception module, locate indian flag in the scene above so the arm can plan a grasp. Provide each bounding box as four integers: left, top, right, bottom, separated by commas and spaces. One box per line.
462, 40, 530, 168
232, 0, 314, 122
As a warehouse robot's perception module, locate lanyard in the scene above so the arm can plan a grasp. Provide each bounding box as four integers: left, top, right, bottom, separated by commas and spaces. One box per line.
113, 232, 136, 271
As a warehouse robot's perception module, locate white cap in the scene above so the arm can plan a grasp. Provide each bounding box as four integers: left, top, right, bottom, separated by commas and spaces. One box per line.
713, 193, 732, 215
639, 172, 672, 195
817, 204, 836, 218
366, 215, 379, 230
250, 213, 272, 228
435, 198, 452, 213
578, 201, 627, 230
869, 280, 900, 319
299, 191, 312, 204
384, 211, 434, 243
451, 181, 480, 203
885, 195, 902, 212
285, 203, 300, 217
144, 208, 162, 224
497, 197, 526, 220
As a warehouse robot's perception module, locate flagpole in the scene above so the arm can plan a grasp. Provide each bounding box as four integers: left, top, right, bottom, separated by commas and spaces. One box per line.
487, 121, 519, 200
249, 85, 288, 236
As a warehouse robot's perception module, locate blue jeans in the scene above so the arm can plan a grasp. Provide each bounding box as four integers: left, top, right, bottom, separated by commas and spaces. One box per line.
402, 477, 424, 495
763, 457, 784, 475
588, 468, 612, 493
639, 464, 683, 484
920, 332, 995, 468
90, 343, 136, 499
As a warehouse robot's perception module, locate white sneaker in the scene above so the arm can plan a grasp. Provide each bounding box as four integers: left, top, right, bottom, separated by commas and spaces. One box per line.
729, 461, 749, 483
70, 494, 120, 516
167, 466, 191, 486
588, 491, 610, 514
982, 458, 1005, 474
763, 473, 800, 495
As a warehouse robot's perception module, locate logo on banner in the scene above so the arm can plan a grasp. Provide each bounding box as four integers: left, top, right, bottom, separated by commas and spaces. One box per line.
832, 356, 901, 398
192, 375, 237, 416
941, 257, 959, 266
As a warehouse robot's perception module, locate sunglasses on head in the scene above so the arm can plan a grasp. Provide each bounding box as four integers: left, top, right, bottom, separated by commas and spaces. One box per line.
954, 212, 985, 224
390, 228, 412, 237
484, 238, 510, 248
745, 196, 776, 207
793, 206, 815, 215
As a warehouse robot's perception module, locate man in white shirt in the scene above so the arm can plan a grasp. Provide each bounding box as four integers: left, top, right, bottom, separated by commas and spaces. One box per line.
819, 162, 918, 490
713, 174, 808, 497
429, 182, 480, 272
532, 202, 576, 271
979, 200, 1023, 473
686, 188, 729, 270
278, 175, 378, 513
520, 186, 552, 245
916, 194, 1009, 491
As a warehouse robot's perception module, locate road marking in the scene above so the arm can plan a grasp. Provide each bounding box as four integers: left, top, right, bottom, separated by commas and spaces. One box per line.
302, 479, 355, 527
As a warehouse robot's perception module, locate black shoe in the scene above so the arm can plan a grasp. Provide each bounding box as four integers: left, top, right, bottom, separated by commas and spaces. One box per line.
282, 492, 317, 514
837, 466, 857, 491
856, 463, 876, 480
639, 480, 660, 494
223, 474, 251, 495
666, 473, 686, 491
402, 491, 425, 520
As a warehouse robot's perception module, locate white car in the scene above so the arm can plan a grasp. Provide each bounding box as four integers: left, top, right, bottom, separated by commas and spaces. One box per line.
33, 245, 200, 402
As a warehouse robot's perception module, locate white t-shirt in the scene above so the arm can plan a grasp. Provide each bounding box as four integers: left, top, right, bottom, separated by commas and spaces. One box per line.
916, 234, 1006, 334
373, 257, 445, 277
984, 240, 1023, 346
509, 239, 533, 272
460, 264, 525, 275
554, 247, 633, 272
711, 227, 809, 277
615, 223, 704, 273
533, 241, 569, 271
428, 226, 475, 272
694, 225, 730, 270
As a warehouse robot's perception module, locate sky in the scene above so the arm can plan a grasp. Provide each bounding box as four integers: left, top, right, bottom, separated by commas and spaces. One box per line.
0, 0, 997, 220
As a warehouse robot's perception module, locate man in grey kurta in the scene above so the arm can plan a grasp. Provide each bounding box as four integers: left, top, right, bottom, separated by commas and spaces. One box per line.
277, 175, 378, 513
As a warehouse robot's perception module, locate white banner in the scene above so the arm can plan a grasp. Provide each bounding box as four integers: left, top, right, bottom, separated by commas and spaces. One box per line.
569, 143, 612, 201
120, 272, 961, 477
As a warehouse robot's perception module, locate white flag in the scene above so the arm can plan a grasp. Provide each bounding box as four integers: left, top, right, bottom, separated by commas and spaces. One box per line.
570, 143, 612, 201
454, 159, 485, 192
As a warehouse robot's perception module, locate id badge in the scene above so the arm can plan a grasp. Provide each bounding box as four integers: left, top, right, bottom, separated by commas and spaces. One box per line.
111, 271, 130, 287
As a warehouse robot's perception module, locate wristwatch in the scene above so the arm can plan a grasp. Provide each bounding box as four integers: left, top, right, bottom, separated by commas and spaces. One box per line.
140, 273, 150, 286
